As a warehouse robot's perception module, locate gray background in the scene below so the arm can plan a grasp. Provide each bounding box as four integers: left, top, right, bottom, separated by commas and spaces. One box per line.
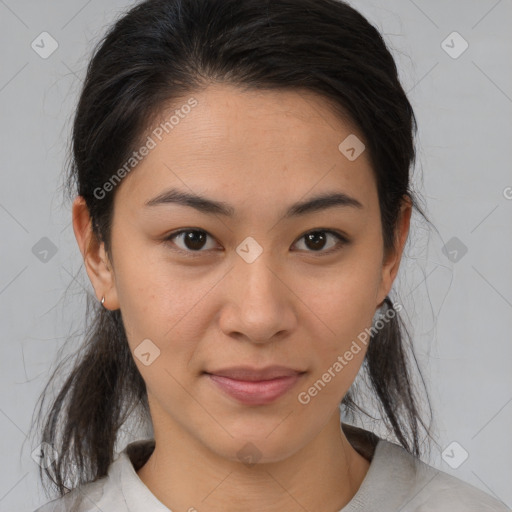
0, 0, 511, 510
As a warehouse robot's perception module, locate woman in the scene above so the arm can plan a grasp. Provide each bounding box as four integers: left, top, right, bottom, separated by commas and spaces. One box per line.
32, 0, 509, 510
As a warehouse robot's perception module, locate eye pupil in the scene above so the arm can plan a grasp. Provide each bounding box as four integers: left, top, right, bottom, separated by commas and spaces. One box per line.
184, 230, 207, 250
305, 231, 327, 251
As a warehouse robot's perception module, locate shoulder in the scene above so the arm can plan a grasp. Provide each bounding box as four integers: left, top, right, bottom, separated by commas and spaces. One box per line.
33, 458, 128, 512
33, 439, 155, 512
33, 477, 116, 512
407, 468, 510, 512
378, 439, 510, 512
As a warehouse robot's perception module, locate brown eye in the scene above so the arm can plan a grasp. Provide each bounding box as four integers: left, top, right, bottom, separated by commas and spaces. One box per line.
293, 230, 348, 254
165, 229, 217, 253
164, 228, 349, 258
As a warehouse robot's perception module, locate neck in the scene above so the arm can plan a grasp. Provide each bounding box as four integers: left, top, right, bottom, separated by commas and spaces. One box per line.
137, 412, 371, 512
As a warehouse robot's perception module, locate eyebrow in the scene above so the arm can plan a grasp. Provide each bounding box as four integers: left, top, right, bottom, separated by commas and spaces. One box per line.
144, 188, 363, 219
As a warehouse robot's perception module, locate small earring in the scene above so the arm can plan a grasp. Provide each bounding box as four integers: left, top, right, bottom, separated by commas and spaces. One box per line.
101, 296, 105, 305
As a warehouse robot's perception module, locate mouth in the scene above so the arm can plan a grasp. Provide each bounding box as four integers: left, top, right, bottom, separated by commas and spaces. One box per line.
204, 365, 306, 381
203, 366, 307, 405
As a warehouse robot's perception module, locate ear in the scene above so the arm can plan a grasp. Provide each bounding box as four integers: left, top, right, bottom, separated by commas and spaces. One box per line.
72, 196, 120, 310
376, 195, 412, 307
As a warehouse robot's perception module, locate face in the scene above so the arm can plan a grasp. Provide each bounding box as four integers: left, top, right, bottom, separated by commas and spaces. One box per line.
75, 83, 409, 463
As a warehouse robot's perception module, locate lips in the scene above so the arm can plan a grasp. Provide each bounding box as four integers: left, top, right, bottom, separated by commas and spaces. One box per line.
204, 365, 304, 381
204, 365, 306, 405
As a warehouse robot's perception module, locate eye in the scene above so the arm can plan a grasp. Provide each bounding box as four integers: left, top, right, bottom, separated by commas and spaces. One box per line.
163, 228, 349, 257
292, 229, 349, 255
164, 229, 218, 255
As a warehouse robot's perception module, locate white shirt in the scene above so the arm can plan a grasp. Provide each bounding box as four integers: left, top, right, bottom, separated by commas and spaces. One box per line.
34, 424, 510, 511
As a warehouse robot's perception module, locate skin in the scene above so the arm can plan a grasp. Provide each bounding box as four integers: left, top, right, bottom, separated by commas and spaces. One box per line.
73, 83, 411, 511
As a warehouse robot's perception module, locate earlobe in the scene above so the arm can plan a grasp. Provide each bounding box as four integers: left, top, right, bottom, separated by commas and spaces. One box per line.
72, 196, 119, 309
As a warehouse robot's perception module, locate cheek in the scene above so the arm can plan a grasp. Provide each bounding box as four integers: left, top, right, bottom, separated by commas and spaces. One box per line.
296, 282, 377, 407
308, 258, 381, 336
300, 251, 382, 379
115, 259, 225, 393
112, 261, 177, 365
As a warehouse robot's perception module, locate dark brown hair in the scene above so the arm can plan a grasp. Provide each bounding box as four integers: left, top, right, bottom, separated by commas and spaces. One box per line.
32, 0, 436, 498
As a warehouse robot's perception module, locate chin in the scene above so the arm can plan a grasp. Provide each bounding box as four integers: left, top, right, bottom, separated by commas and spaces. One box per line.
203, 430, 303, 466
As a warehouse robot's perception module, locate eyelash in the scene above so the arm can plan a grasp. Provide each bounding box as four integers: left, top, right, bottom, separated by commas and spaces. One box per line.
163, 228, 350, 258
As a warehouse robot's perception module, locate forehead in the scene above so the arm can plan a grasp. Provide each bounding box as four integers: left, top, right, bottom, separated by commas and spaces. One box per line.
114, 84, 376, 215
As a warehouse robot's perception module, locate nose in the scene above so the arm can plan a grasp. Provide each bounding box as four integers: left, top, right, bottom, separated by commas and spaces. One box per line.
218, 249, 298, 344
